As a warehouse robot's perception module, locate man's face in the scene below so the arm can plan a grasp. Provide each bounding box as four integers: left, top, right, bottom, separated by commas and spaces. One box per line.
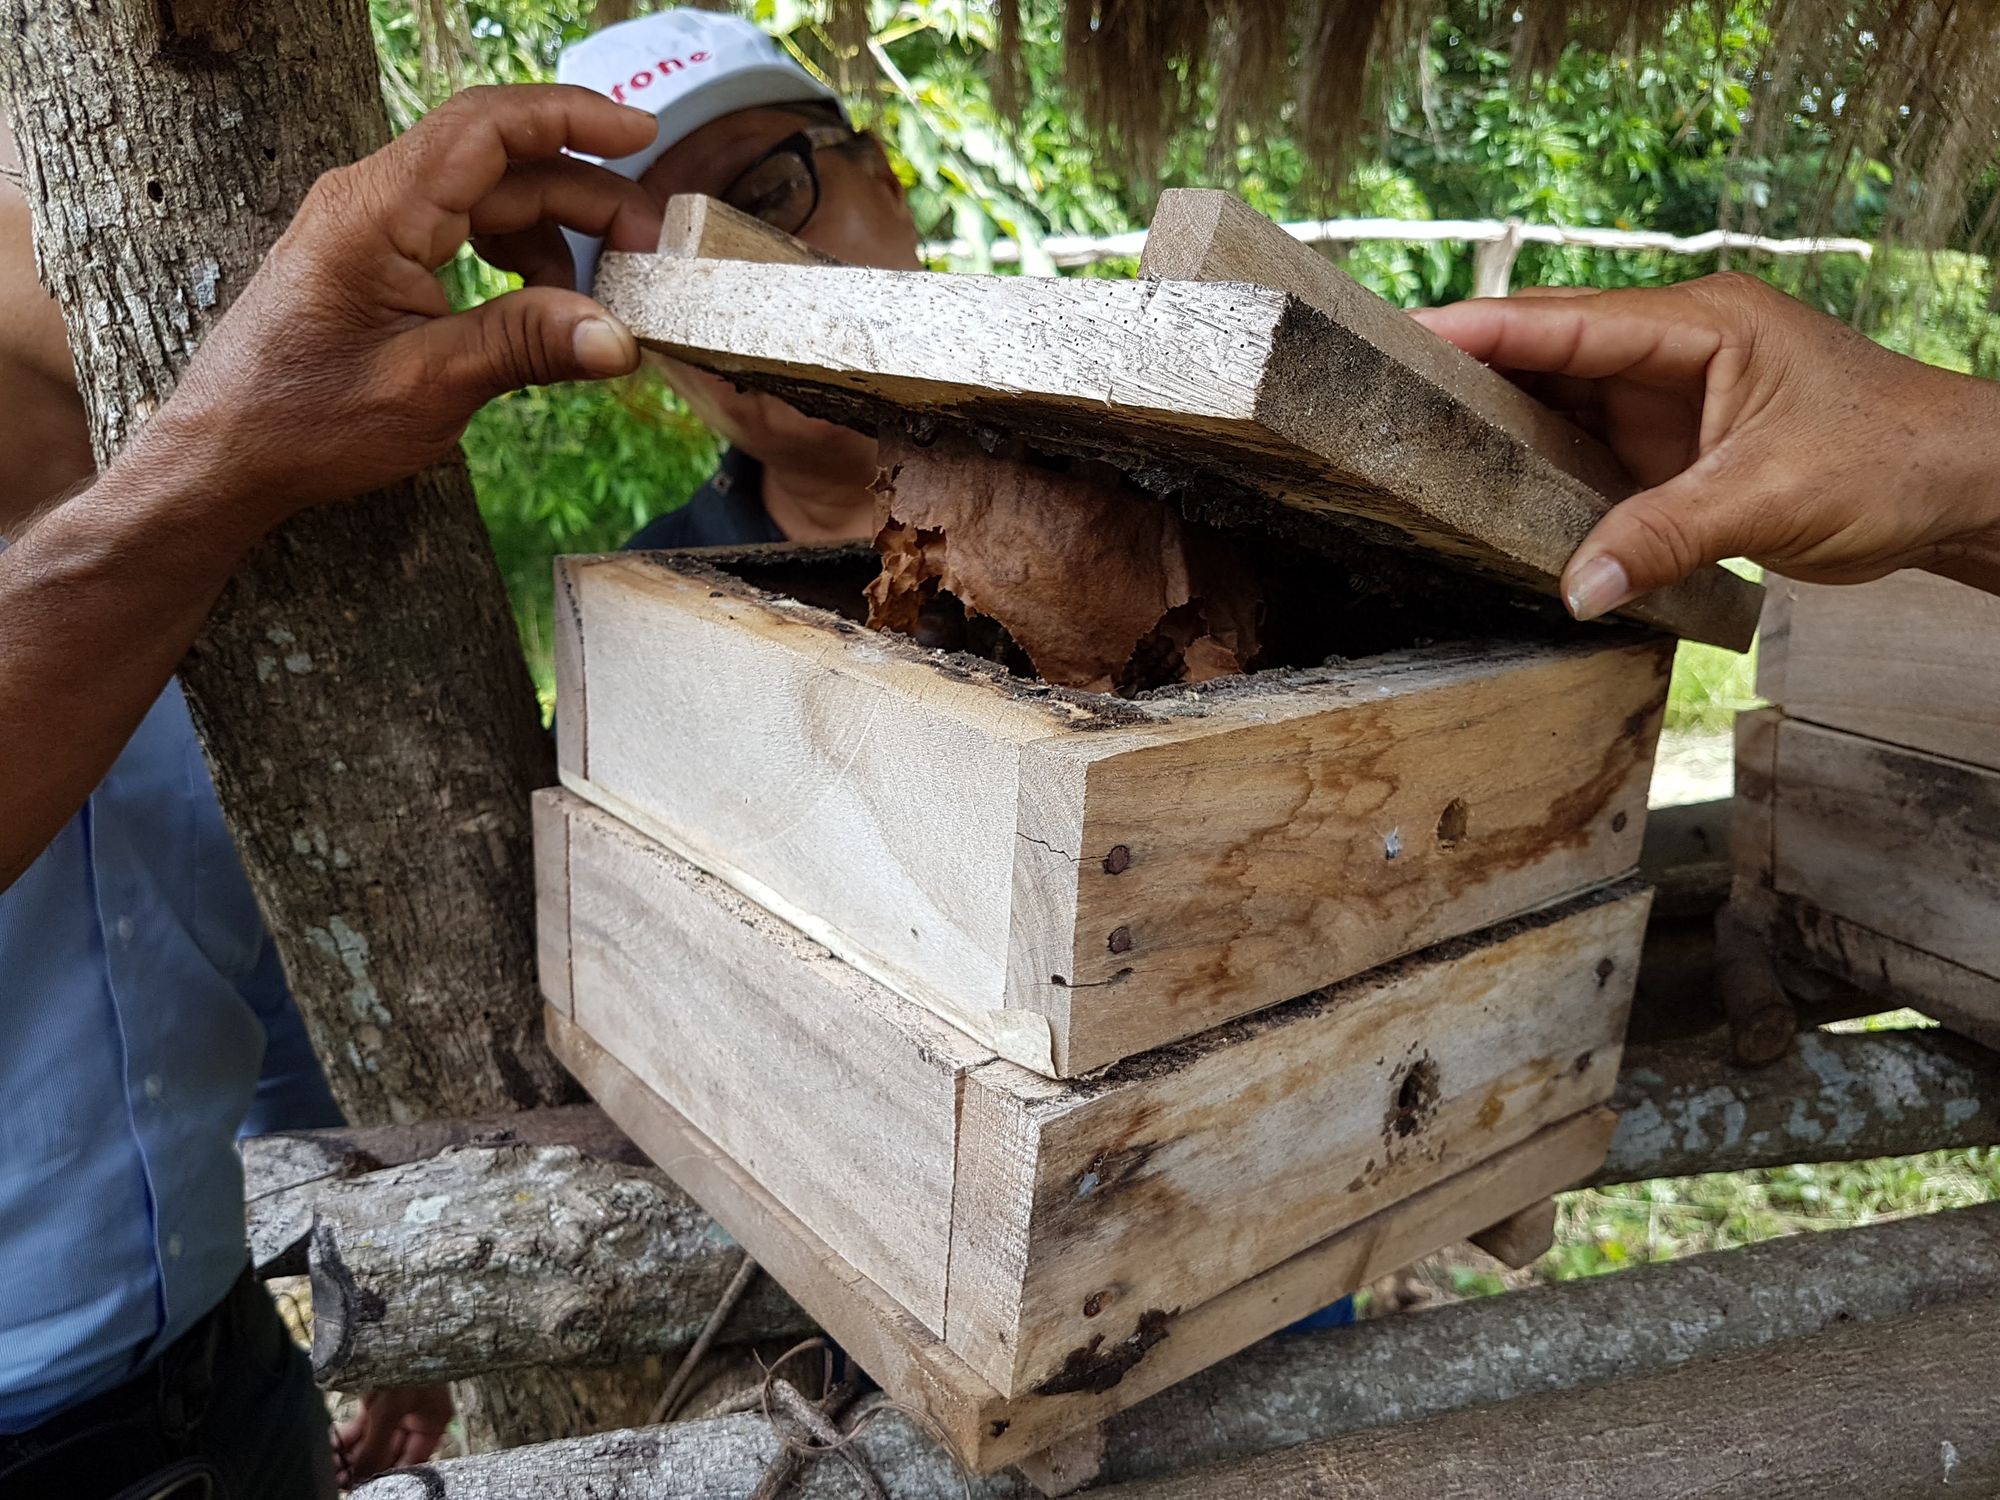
634, 105, 922, 481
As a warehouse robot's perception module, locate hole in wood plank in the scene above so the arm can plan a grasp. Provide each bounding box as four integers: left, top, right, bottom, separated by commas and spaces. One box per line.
1385, 1055, 1441, 1143
1436, 798, 1469, 848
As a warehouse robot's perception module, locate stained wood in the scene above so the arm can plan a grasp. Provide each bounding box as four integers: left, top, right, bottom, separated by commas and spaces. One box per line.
1772, 719, 2000, 981
1739, 881, 2000, 1053
1731, 706, 1781, 890
547, 792, 988, 1334
1758, 571, 2000, 772
946, 889, 1644, 1396
560, 550, 1666, 1074
549, 1003, 1614, 1473
592, 246, 1760, 649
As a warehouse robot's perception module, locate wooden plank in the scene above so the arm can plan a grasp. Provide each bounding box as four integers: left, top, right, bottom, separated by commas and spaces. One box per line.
559, 551, 1071, 1070
548, 791, 992, 1334
549, 1001, 1614, 1473
1758, 571, 2000, 772
659, 191, 831, 265
1469, 1197, 1559, 1268
1748, 886, 2000, 1053
1772, 718, 2000, 981
1046, 637, 1668, 1071
947, 887, 1646, 1396
553, 551, 588, 779
530, 787, 573, 1018
593, 248, 1760, 650
1139, 188, 1636, 505
564, 548, 1667, 1075
1731, 706, 1781, 891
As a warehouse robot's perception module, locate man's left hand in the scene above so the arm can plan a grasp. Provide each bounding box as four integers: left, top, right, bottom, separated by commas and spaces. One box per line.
332, 1383, 455, 1486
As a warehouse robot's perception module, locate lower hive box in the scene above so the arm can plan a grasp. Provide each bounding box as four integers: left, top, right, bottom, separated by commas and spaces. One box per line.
536, 787, 1644, 1467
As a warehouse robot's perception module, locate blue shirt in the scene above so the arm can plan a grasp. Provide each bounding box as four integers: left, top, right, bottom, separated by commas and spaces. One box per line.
0, 680, 340, 1431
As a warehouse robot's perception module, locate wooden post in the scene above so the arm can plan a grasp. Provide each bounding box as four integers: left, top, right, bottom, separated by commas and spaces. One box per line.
1471, 218, 1524, 297
0, 0, 650, 1449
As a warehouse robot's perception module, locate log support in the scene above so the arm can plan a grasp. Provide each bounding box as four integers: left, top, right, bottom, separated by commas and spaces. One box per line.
349, 1201, 2000, 1497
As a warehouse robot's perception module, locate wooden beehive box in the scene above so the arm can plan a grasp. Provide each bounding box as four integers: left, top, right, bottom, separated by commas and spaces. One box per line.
533, 191, 1762, 1468
1734, 571, 2000, 1045
540, 787, 1633, 1468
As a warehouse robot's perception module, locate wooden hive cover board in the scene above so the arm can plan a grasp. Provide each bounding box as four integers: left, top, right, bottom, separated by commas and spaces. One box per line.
557, 548, 1666, 1075
593, 204, 1760, 651
536, 789, 1645, 1400
1758, 571, 2000, 773
549, 994, 1616, 1472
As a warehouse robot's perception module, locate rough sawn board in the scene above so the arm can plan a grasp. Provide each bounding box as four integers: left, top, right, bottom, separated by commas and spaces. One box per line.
593, 195, 1760, 650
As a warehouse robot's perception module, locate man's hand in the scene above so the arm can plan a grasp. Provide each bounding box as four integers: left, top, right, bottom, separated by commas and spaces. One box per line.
332, 1383, 454, 1487
145, 83, 663, 534
1414, 273, 2000, 617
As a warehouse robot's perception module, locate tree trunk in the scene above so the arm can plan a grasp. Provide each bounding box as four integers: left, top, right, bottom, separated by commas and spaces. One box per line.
0, 0, 631, 1447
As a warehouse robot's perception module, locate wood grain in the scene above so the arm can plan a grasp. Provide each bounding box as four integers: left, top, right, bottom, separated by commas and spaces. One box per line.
1757, 571, 2000, 772
1047, 636, 1669, 1071
530, 788, 573, 1018
658, 192, 831, 264
592, 247, 1760, 649
564, 549, 1667, 1074
549, 792, 991, 1333
948, 887, 1646, 1395
1772, 718, 2000, 980
1139, 189, 1636, 504
550, 1000, 1615, 1473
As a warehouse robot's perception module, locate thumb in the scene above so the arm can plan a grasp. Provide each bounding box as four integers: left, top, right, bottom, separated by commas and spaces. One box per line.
413, 286, 639, 414
1562, 467, 1723, 621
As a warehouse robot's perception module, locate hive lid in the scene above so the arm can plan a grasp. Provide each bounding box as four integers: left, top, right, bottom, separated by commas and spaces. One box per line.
595, 191, 1761, 651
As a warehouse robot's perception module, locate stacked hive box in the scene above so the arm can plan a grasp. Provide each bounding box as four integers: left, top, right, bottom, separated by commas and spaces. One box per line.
533, 191, 1762, 1469
1733, 572, 2000, 1045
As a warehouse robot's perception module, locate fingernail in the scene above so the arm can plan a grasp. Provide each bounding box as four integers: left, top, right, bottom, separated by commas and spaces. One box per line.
1566, 554, 1633, 620
573, 316, 634, 376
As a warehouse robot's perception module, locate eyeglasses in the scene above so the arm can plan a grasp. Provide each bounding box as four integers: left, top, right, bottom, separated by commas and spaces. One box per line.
720, 124, 872, 237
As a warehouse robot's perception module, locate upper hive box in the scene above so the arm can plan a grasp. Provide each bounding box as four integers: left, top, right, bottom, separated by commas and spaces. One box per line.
557, 540, 1671, 1075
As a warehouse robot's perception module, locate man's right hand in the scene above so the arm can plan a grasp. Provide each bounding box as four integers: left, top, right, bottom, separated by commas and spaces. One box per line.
139, 83, 663, 532
1414, 272, 2000, 617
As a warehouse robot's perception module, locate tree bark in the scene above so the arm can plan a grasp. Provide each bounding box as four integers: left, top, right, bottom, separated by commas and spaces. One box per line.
1594, 1027, 2000, 1184
1099, 1296, 2000, 1500
308, 1143, 810, 1388
244, 1103, 646, 1276
0, 0, 629, 1447
348, 1206, 2000, 1497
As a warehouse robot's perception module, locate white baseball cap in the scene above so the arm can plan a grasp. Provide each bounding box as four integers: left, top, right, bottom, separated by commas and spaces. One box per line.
556, 9, 840, 291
